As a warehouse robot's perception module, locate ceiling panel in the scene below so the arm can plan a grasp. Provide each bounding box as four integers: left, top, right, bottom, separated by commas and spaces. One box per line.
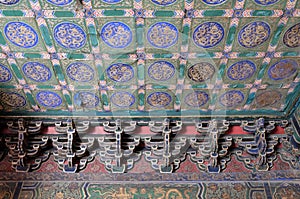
0, 0, 299, 118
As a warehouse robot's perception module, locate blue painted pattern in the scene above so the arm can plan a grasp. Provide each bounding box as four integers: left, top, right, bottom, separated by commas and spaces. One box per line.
101, 0, 123, 4
101, 22, 132, 48
193, 22, 224, 48
187, 62, 215, 82
74, 92, 100, 108
283, 23, 300, 48
219, 90, 244, 107
254, 0, 280, 5
147, 22, 178, 48
238, 21, 270, 48
111, 91, 135, 107
66, 62, 94, 82
151, 0, 177, 6
147, 92, 172, 108
36, 91, 62, 108
22, 62, 51, 82
255, 90, 282, 108
202, 0, 228, 5
46, 0, 73, 6
185, 91, 209, 107
0, 92, 26, 108
4, 22, 38, 48
227, 60, 256, 80
0, 64, 12, 82
0, 0, 20, 5
106, 63, 134, 82
148, 61, 175, 81
268, 59, 298, 80
53, 22, 86, 50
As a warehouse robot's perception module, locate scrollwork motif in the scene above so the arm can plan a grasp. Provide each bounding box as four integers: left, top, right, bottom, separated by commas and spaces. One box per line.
219, 90, 244, 107
22, 62, 51, 82
46, 0, 73, 6
101, 22, 132, 48
151, 0, 177, 6
255, 90, 282, 108
66, 62, 94, 82
53, 22, 86, 50
101, 0, 123, 4
283, 23, 300, 48
193, 22, 224, 48
148, 61, 175, 81
187, 62, 215, 82
0, 0, 20, 5
111, 91, 135, 107
268, 59, 298, 80
74, 92, 100, 108
227, 60, 256, 80
238, 21, 270, 48
253, 0, 280, 5
0, 92, 26, 108
0, 64, 12, 82
106, 63, 134, 82
202, 0, 227, 5
147, 92, 172, 108
185, 91, 209, 107
4, 22, 38, 48
147, 22, 178, 48
36, 91, 62, 108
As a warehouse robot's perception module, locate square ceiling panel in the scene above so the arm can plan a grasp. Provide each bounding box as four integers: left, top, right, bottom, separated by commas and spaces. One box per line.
0, 0, 299, 119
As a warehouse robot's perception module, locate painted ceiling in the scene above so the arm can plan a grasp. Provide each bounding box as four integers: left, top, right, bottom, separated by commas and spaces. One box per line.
0, 0, 299, 118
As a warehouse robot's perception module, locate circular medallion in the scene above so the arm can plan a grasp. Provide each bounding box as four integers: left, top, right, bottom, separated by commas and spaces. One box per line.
148, 61, 175, 81
0, 92, 26, 108
238, 21, 270, 48
193, 22, 224, 48
4, 22, 38, 48
106, 63, 134, 82
147, 92, 172, 108
53, 22, 86, 50
36, 91, 62, 108
147, 22, 178, 48
283, 23, 300, 48
101, 22, 132, 49
151, 0, 177, 6
74, 92, 99, 108
185, 91, 209, 107
227, 60, 256, 80
111, 91, 135, 107
46, 0, 73, 6
253, 0, 279, 5
202, 0, 227, 5
219, 90, 244, 107
268, 59, 298, 80
66, 62, 94, 82
255, 90, 281, 108
0, 64, 12, 82
0, 0, 20, 5
22, 62, 51, 82
187, 62, 215, 82
102, 0, 123, 3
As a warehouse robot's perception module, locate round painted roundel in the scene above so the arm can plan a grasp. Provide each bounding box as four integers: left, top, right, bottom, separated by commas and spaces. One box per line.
268, 59, 298, 81
106, 63, 134, 82
4, 22, 38, 48
193, 22, 224, 48
227, 60, 256, 81
74, 92, 100, 108
148, 61, 175, 81
219, 90, 244, 107
46, 0, 73, 6
0, 64, 12, 82
185, 91, 209, 107
0, 0, 20, 5
238, 21, 270, 48
187, 62, 215, 82
101, 0, 123, 4
253, 0, 280, 5
255, 90, 281, 108
147, 92, 172, 108
101, 22, 132, 48
151, 0, 177, 6
22, 62, 52, 82
110, 91, 135, 108
36, 91, 62, 108
0, 92, 26, 108
66, 62, 94, 82
202, 0, 228, 5
53, 22, 86, 50
283, 23, 300, 48
147, 22, 178, 48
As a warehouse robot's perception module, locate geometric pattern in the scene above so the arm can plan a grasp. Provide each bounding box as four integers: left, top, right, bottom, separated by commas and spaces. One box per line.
0, 0, 299, 118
